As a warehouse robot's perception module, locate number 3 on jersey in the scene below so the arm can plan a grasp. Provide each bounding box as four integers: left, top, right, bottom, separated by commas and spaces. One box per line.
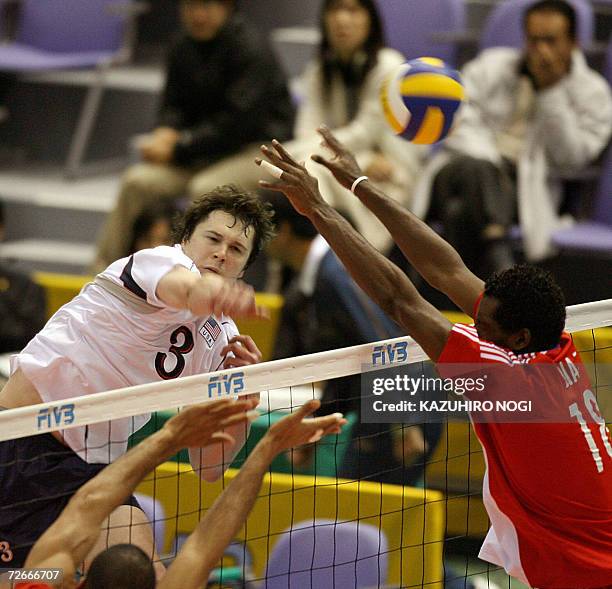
156, 326, 194, 379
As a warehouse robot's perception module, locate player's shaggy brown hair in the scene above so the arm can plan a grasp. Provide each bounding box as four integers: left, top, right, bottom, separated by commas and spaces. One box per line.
173, 184, 276, 269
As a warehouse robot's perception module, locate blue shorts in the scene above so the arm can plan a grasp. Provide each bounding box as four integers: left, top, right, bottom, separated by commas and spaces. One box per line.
0, 432, 141, 568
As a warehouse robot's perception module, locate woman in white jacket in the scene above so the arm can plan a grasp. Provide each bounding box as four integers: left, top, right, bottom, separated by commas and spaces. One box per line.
289, 0, 424, 253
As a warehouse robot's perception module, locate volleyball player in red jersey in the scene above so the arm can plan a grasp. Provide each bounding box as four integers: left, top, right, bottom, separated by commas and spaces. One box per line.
258, 127, 612, 588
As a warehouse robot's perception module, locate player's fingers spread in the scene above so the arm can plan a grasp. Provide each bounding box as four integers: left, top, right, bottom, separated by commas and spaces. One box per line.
294, 399, 321, 420
258, 180, 293, 192
243, 393, 260, 408
261, 144, 294, 169
223, 342, 259, 363
311, 154, 336, 171
271, 139, 300, 166
202, 398, 232, 411
187, 399, 230, 418
317, 125, 342, 151
229, 335, 260, 355
210, 431, 236, 446
223, 356, 252, 368
219, 410, 256, 429
313, 413, 346, 432
257, 158, 286, 180
307, 428, 324, 444
209, 399, 251, 416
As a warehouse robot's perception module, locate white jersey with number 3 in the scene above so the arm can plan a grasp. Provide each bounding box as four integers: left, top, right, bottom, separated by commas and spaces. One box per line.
12, 245, 238, 463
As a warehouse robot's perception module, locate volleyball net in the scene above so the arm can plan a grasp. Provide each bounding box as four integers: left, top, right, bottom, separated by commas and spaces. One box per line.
0, 298, 610, 588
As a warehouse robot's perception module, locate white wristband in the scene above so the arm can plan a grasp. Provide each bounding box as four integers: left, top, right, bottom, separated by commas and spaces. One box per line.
350, 175, 369, 194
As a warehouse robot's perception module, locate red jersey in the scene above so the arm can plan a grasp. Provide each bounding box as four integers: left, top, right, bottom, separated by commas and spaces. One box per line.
14, 584, 53, 589
438, 323, 612, 588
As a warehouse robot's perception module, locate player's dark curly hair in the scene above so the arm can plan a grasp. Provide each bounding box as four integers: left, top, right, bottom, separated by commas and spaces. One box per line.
84, 544, 155, 589
484, 265, 566, 352
173, 184, 276, 269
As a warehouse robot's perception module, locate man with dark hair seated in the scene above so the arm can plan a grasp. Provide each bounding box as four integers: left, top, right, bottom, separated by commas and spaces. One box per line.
93, 0, 294, 271
0, 199, 46, 355
11, 398, 345, 589
411, 0, 611, 277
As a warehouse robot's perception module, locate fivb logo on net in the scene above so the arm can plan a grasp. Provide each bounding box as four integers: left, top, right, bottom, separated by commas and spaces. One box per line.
37, 404, 76, 430
208, 371, 245, 397
371, 341, 408, 366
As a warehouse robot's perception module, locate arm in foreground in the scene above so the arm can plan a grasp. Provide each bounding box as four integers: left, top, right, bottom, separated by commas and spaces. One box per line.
156, 265, 263, 318
189, 335, 263, 482
158, 400, 346, 589
257, 141, 452, 361
313, 126, 484, 316
23, 399, 257, 584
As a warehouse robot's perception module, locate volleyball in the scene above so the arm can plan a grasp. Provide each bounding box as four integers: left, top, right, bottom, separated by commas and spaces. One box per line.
380, 57, 465, 145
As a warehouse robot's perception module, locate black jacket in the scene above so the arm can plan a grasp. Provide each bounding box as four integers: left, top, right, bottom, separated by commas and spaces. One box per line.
159, 15, 295, 166
0, 262, 46, 353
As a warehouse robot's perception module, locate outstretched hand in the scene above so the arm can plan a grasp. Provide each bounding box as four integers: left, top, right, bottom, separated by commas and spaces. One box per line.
164, 398, 259, 451
256, 140, 326, 217
264, 399, 347, 456
311, 125, 365, 192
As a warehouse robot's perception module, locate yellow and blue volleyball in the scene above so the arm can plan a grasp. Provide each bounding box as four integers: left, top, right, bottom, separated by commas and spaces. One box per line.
380, 57, 465, 145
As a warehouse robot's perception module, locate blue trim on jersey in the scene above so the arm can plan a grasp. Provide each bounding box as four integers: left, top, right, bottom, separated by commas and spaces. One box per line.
119, 256, 147, 301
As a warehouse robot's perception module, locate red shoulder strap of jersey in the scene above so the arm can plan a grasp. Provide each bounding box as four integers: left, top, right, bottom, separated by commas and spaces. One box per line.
472, 292, 484, 319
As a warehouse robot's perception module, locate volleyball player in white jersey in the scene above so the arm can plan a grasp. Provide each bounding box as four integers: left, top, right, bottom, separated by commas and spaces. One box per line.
0, 185, 275, 573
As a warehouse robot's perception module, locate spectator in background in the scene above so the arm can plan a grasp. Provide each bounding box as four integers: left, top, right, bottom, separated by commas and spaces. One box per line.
93, 0, 294, 271
411, 0, 612, 277
0, 200, 46, 353
127, 202, 179, 257
287, 0, 424, 254
264, 191, 440, 488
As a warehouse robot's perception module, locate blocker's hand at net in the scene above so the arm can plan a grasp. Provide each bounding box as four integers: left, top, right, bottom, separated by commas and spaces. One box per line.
164, 398, 258, 452
257, 141, 326, 217
264, 399, 347, 456
311, 125, 365, 192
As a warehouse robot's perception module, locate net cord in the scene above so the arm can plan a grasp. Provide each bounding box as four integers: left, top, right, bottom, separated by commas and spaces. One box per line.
0, 298, 610, 441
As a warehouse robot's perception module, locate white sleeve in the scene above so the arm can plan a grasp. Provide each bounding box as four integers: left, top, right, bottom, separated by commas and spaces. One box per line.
535, 61, 612, 170
294, 61, 325, 140
103, 245, 195, 308
189, 317, 254, 481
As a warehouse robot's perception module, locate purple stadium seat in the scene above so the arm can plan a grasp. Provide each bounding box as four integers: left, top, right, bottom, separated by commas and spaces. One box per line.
0, 0, 144, 177
480, 0, 593, 50
133, 492, 166, 554
263, 519, 388, 589
605, 35, 612, 89
378, 0, 466, 66
0, 0, 125, 68
551, 146, 612, 253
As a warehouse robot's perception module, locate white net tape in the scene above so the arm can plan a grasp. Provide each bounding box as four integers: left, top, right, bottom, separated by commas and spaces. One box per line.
1, 298, 610, 442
